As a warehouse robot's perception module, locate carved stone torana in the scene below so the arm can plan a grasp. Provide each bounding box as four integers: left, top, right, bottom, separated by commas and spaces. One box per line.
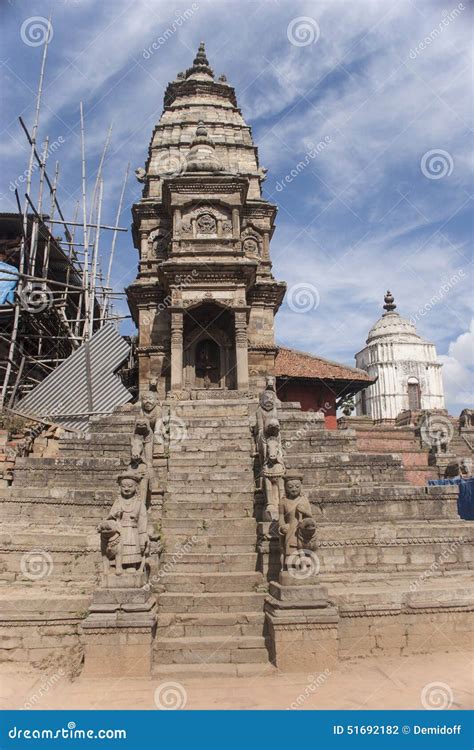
279, 470, 316, 569
98, 472, 148, 576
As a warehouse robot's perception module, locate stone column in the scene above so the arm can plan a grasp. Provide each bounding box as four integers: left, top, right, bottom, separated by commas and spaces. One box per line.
235, 310, 249, 391
170, 310, 183, 392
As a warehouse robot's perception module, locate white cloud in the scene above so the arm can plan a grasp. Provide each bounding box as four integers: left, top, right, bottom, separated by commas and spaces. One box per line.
439, 321, 474, 412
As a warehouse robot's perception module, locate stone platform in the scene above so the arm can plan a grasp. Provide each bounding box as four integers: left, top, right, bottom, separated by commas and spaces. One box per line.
0, 396, 472, 677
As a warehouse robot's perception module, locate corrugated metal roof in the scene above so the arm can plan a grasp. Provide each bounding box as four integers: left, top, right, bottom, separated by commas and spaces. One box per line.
15, 324, 132, 431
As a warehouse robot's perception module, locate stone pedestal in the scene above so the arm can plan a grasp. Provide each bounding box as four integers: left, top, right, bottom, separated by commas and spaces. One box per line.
81, 574, 156, 678
265, 572, 339, 673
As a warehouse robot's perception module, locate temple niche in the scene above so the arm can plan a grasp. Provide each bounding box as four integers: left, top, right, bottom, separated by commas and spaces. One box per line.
127, 46, 285, 398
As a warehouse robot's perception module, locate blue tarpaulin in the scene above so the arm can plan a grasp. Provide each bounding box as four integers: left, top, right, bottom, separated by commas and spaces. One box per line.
428, 477, 474, 520
428, 478, 462, 486
0, 261, 19, 304
458, 478, 474, 520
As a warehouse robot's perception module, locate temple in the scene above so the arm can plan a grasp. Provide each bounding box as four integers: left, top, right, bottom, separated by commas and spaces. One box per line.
126, 42, 370, 412
127, 42, 286, 396
0, 43, 472, 685
355, 291, 445, 421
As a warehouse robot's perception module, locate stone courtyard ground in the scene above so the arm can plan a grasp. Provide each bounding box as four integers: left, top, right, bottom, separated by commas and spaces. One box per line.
1, 651, 471, 711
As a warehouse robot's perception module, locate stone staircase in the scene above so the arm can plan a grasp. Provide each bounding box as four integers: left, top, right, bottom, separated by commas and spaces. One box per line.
0, 395, 472, 674
275, 403, 473, 658
153, 396, 270, 676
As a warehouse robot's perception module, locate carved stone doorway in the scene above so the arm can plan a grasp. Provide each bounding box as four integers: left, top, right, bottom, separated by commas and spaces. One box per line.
183, 303, 236, 390
195, 338, 221, 388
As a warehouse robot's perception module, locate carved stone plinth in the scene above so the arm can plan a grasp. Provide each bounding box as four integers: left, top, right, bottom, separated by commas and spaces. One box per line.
80, 583, 156, 677
265, 573, 339, 673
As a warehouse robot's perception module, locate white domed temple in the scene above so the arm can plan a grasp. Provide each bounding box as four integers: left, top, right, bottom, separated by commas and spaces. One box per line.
355, 292, 445, 421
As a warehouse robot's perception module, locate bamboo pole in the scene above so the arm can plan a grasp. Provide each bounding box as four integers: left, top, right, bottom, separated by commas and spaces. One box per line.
1, 16, 51, 408
102, 162, 129, 322
79, 102, 90, 341
89, 178, 103, 331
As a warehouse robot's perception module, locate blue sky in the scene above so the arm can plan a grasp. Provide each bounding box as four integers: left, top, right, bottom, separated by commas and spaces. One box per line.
1, 0, 472, 413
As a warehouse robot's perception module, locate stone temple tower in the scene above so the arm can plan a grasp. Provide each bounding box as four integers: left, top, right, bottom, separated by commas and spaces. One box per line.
127, 43, 286, 397
355, 291, 445, 420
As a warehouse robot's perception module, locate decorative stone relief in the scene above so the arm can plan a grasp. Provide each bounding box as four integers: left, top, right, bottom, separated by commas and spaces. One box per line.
241, 227, 262, 257
196, 212, 217, 233
148, 227, 170, 258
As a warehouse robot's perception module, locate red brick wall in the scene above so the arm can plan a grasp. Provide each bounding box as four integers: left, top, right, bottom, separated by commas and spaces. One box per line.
277, 380, 337, 429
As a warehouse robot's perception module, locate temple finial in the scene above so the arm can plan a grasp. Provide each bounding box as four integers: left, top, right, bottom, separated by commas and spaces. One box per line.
185, 41, 214, 79
383, 290, 396, 313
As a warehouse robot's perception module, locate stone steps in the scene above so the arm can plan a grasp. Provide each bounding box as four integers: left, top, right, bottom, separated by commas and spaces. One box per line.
154, 635, 268, 664
163, 501, 253, 518
156, 611, 264, 638
162, 517, 256, 534
154, 397, 270, 671
152, 662, 275, 678
160, 552, 257, 572
167, 482, 255, 493
159, 571, 263, 593
170, 441, 252, 453
168, 455, 251, 467
159, 590, 265, 614
161, 534, 256, 553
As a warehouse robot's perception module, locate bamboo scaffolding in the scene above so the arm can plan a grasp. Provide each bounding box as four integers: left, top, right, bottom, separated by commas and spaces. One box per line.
1, 23, 131, 409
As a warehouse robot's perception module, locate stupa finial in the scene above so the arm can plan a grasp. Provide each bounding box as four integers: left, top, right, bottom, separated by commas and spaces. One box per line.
383, 290, 396, 313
